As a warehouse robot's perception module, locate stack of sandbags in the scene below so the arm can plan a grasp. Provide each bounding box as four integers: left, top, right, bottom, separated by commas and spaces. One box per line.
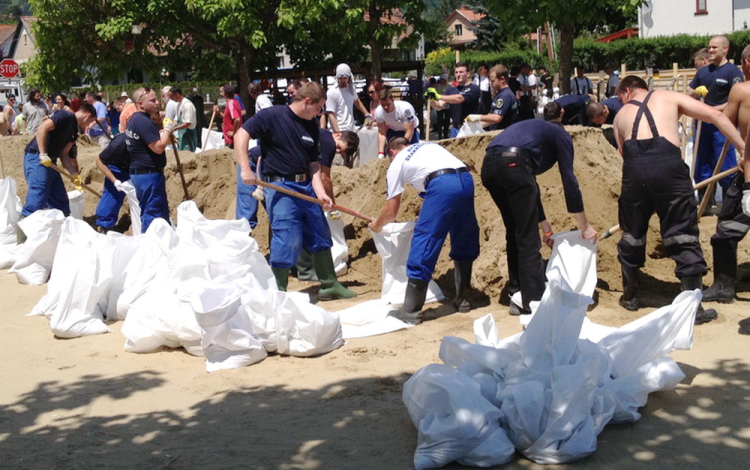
0, 177, 20, 268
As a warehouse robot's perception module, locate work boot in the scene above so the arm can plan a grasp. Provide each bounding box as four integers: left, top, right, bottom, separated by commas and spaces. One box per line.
453, 260, 473, 313
313, 249, 356, 300
702, 244, 736, 303
295, 249, 319, 282
272, 267, 290, 292
389, 278, 429, 325
681, 275, 718, 325
619, 266, 640, 311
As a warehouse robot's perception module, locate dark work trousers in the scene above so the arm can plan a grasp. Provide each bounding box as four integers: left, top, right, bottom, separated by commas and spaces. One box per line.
481, 148, 545, 311
618, 91, 707, 279
436, 109, 451, 140
711, 173, 750, 251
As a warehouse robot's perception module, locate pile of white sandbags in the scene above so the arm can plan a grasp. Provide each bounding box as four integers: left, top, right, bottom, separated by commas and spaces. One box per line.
0, 177, 21, 269
403, 234, 699, 469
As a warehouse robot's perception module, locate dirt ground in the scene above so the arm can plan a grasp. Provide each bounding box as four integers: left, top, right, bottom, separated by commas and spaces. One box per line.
1, 129, 749, 469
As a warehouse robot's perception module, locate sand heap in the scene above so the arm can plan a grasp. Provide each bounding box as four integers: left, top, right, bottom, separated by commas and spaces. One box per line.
3, 126, 738, 303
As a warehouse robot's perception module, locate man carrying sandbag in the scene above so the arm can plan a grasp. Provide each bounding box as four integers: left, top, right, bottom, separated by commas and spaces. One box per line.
613, 76, 745, 324
481, 106, 598, 315
369, 138, 479, 324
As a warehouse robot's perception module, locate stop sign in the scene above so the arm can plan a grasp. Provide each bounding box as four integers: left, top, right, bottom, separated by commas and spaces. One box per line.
0, 59, 19, 78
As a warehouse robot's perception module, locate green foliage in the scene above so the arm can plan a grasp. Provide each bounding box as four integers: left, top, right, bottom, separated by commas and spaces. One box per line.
426, 47, 550, 76
425, 47, 455, 75
573, 31, 750, 71
95, 80, 225, 103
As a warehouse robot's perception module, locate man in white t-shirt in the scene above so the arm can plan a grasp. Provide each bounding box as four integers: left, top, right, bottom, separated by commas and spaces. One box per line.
170, 87, 198, 151
321, 63, 371, 132
374, 88, 419, 157
369, 139, 480, 325
249, 82, 273, 113
161, 86, 178, 122
473, 64, 492, 114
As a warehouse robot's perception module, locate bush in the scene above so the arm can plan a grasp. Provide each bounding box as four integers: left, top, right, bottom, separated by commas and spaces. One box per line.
426, 48, 551, 76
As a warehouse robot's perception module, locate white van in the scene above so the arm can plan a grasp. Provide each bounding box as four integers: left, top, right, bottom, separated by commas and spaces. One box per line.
0, 79, 27, 108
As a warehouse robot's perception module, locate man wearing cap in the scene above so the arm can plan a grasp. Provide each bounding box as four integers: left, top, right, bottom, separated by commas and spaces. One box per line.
481, 107, 598, 315
126, 87, 176, 232
369, 139, 479, 324
429, 62, 480, 138
321, 63, 371, 132
21, 103, 96, 217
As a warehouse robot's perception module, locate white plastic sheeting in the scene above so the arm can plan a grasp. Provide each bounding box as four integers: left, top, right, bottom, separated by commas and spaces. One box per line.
327, 211, 348, 276
196, 129, 224, 153
455, 121, 484, 138
120, 180, 142, 235
335, 298, 412, 339
355, 127, 379, 167
404, 242, 700, 468
370, 221, 444, 306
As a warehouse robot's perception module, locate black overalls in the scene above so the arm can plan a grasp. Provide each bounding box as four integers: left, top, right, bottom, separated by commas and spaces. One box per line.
617, 91, 707, 278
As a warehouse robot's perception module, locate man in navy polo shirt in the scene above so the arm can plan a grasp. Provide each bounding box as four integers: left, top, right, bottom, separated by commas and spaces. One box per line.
586, 96, 623, 126
21, 103, 96, 218
465, 64, 518, 131
689, 35, 744, 195
233, 81, 356, 300
553, 93, 596, 126
126, 87, 176, 232
94, 132, 130, 233
428, 62, 480, 138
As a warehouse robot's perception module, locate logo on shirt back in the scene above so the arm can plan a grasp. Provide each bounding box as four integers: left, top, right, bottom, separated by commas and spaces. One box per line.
302, 135, 314, 144
125, 129, 140, 141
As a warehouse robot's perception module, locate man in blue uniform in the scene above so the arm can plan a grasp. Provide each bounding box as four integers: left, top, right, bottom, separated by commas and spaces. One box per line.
689, 35, 743, 194
233, 82, 355, 300
428, 62, 480, 138
21, 103, 97, 217
586, 96, 623, 126
94, 132, 130, 233
126, 87, 176, 233
465, 64, 518, 131
613, 76, 744, 324
369, 139, 479, 324
481, 108, 598, 314
553, 93, 596, 126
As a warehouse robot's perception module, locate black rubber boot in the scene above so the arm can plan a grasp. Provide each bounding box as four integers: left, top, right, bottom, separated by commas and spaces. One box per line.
295, 248, 319, 282
272, 267, 290, 292
702, 244, 736, 303
681, 275, 718, 325
312, 249, 356, 300
389, 278, 429, 325
619, 265, 640, 311
453, 260, 473, 313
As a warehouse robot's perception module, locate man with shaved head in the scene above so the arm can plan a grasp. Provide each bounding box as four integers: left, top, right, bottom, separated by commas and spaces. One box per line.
688, 35, 744, 206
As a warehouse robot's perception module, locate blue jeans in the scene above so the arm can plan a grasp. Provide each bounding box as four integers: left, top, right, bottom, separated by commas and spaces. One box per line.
130, 172, 169, 233
95, 166, 129, 229
695, 122, 737, 192
22, 152, 70, 217
236, 165, 260, 229
266, 180, 333, 268
450, 127, 460, 138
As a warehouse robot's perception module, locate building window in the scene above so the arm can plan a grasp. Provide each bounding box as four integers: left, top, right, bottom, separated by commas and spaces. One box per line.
696, 0, 707, 15
455, 24, 463, 36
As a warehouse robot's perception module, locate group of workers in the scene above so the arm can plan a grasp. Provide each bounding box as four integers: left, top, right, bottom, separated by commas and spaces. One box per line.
17, 40, 750, 324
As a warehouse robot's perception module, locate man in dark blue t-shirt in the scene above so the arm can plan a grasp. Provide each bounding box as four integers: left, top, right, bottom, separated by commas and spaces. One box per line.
21, 104, 96, 218
586, 96, 623, 126
480, 109, 597, 314
464, 64, 518, 131
94, 132, 131, 233
429, 62, 480, 138
233, 81, 356, 300
689, 35, 744, 193
554, 93, 595, 126
126, 87, 176, 232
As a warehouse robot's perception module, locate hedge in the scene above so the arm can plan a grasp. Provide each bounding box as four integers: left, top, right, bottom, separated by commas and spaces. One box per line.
87, 81, 226, 104
426, 47, 551, 76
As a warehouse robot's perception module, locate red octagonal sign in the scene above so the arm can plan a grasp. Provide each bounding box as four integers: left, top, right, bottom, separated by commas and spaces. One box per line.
0, 59, 19, 78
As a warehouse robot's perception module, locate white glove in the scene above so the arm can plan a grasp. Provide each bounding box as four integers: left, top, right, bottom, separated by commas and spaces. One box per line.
162, 118, 175, 133
252, 186, 265, 202
114, 179, 126, 193
742, 189, 750, 217
465, 114, 482, 123
377, 152, 385, 159
329, 209, 341, 220
39, 153, 52, 167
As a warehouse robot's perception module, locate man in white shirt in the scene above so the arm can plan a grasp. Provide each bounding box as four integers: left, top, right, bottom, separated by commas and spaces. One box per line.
374, 88, 419, 157
369, 139, 480, 324
473, 64, 491, 114
518, 63, 537, 120
170, 87, 198, 151
321, 63, 371, 132
249, 82, 273, 113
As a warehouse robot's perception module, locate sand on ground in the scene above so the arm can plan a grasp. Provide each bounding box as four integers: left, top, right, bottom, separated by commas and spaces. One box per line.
1, 129, 749, 469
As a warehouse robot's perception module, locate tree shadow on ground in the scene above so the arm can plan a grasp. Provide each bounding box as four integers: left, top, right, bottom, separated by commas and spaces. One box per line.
2, 357, 749, 469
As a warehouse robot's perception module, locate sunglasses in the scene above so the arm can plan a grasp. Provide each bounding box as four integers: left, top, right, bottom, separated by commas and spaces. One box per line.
136, 87, 152, 102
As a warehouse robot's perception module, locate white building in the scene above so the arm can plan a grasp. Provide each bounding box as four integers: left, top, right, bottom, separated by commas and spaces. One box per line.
639, 0, 750, 38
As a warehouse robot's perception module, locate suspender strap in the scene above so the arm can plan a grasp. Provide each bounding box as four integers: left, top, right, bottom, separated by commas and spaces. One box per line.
629, 91, 659, 140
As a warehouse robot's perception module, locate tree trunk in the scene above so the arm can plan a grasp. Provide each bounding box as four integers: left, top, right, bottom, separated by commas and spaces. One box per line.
237, 46, 254, 110
369, 1, 382, 80
559, 22, 574, 95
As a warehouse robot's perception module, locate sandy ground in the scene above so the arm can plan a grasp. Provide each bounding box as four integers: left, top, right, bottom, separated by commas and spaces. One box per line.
1, 130, 750, 469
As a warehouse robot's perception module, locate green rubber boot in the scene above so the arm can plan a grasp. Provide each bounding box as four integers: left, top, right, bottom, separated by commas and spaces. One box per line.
272, 267, 290, 292
295, 248, 319, 281
312, 249, 356, 300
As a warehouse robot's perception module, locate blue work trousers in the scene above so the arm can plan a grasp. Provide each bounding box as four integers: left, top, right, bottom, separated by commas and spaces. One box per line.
236, 165, 260, 229
95, 166, 129, 229
130, 172, 169, 233
695, 122, 737, 192
22, 152, 70, 217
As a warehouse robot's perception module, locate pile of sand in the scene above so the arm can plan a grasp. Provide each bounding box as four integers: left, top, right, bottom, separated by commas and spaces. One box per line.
2, 126, 746, 305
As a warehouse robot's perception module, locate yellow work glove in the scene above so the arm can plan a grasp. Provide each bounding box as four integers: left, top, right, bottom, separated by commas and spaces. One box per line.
695, 85, 708, 98
425, 87, 441, 100
39, 153, 52, 167
73, 174, 83, 191
162, 117, 175, 133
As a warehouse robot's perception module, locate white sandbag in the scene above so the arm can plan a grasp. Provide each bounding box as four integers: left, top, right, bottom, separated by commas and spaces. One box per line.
354, 127, 379, 167
327, 211, 348, 276
196, 128, 224, 153
31, 218, 112, 337
0, 177, 20, 245
402, 363, 515, 470
10, 209, 65, 285
104, 233, 143, 321
455, 121, 484, 138
334, 298, 411, 339
0, 242, 18, 269
67, 190, 84, 220
120, 180, 142, 235
275, 292, 344, 357
473, 313, 502, 349
189, 282, 267, 372
370, 222, 444, 306
175, 200, 205, 240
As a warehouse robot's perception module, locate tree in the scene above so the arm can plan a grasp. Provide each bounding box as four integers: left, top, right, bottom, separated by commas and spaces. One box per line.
465, 3, 503, 52
484, 0, 643, 93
